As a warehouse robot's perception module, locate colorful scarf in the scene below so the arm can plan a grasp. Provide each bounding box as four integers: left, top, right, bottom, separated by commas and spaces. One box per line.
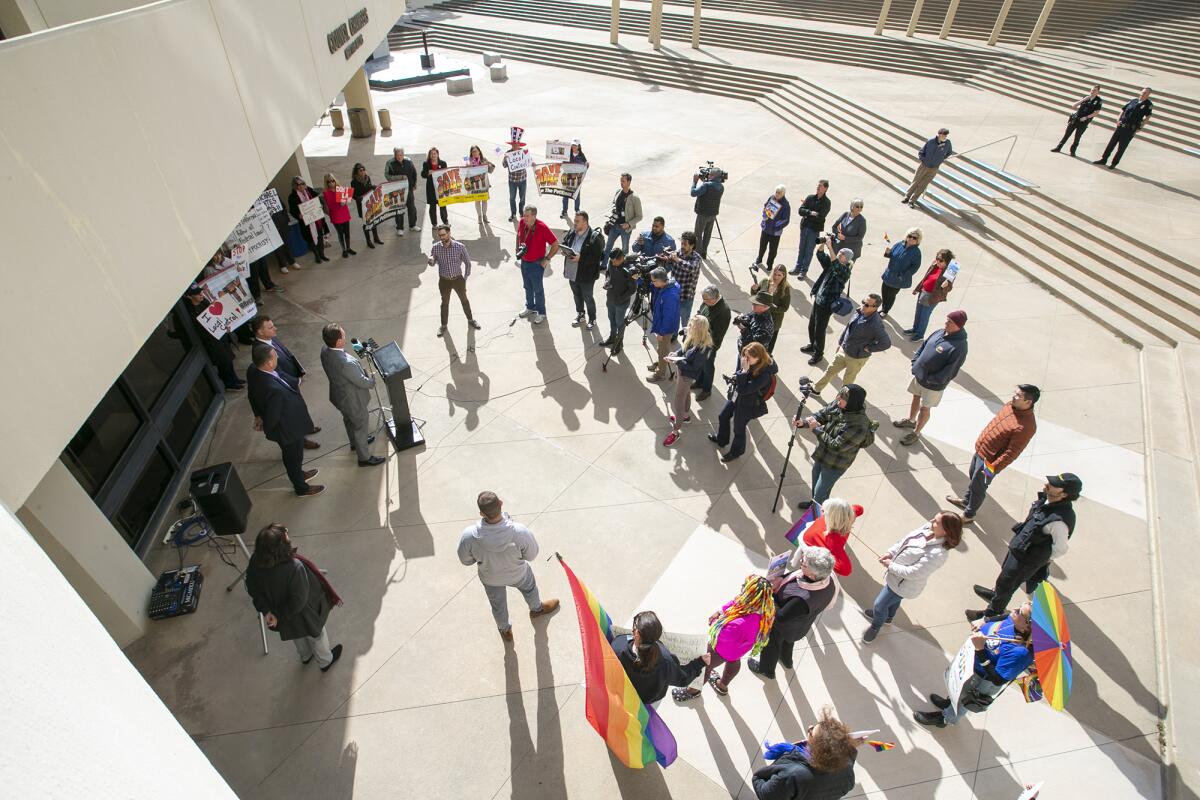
707, 575, 776, 657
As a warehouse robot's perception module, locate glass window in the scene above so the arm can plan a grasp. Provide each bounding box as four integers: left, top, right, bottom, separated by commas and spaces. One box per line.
62, 382, 142, 496
165, 372, 216, 460
112, 448, 175, 547
123, 310, 191, 410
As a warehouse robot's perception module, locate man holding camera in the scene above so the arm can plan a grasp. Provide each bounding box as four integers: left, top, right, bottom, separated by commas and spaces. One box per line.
696, 285, 731, 401
665, 231, 702, 334
732, 292, 775, 370
632, 216, 676, 261
516, 206, 559, 325
795, 384, 878, 505
646, 267, 681, 383
319, 324, 385, 467
601, 248, 638, 353
604, 173, 642, 268
790, 179, 831, 278
691, 168, 724, 259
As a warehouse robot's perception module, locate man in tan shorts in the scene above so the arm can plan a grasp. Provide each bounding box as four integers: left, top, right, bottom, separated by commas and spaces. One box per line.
893, 310, 969, 446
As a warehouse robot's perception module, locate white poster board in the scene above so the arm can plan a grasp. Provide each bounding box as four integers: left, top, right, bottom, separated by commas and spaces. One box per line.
504, 147, 534, 173
546, 139, 569, 161
944, 637, 977, 720
227, 197, 283, 260
298, 197, 323, 225
194, 245, 256, 338
610, 625, 709, 662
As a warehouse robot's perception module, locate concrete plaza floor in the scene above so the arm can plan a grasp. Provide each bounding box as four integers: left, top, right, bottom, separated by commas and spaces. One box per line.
125, 54, 1165, 799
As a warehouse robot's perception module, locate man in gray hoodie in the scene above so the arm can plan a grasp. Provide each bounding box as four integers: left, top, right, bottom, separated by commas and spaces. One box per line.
457, 491, 560, 641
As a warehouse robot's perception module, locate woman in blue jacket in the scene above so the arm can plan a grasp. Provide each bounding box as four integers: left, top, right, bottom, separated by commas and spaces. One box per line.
663, 316, 714, 447
709, 342, 778, 462
880, 227, 923, 316
755, 185, 791, 268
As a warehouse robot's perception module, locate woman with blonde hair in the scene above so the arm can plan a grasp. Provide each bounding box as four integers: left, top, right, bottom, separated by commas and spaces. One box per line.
880, 226, 923, 316
467, 145, 495, 224
322, 173, 355, 258
801, 497, 864, 577
709, 341, 778, 463
673, 574, 776, 701
663, 315, 713, 447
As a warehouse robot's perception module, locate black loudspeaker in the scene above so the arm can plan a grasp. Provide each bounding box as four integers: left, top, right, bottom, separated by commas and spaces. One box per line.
189, 462, 252, 536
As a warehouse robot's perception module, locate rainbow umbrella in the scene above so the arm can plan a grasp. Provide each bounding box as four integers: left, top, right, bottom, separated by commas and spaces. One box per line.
1030, 581, 1072, 710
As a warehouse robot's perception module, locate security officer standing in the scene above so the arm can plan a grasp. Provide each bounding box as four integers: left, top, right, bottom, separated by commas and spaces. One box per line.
1093, 88, 1153, 170
690, 168, 725, 259
1051, 85, 1103, 156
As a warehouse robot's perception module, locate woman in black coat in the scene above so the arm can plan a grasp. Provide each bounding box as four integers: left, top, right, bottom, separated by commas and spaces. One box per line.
614, 611, 704, 705
245, 523, 343, 672
710, 342, 778, 463
287, 176, 329, 263
350, 162, 384, 249
420, 147, 449, 228
752, 707, 858, 800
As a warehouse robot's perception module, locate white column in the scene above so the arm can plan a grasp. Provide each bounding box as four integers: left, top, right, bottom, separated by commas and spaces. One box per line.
269, 146, 312, 208
988, 0, 1014, 46
691, 0, 701, 49
1026, 0, 1057, 50
939, 0, 960, 38
0, 0, 48, 37
611, 0, 619, 44
649, 0, 663, 49
875, 0, 893, 35
906, 0, 925, 37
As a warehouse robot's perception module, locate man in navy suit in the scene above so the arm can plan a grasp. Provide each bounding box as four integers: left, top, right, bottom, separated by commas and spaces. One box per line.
247, 345, 325, 497
250, 315, 320, 447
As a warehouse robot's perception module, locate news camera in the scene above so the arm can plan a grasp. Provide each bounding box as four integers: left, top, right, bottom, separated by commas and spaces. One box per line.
697, 161, 728, 182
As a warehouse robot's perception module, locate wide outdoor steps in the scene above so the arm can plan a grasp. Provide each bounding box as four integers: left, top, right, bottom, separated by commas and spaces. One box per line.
423, 0, 1200, 157
391, 20, 1199, 348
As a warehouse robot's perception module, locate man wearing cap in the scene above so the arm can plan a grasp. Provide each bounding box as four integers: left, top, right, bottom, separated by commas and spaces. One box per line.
894, 311, 969, 446
731, 292, 775, 371
966, 474, 1081, 622
902, 128, 953, 208
794, 384, 878, 505
503, 134, 530, 222
947, 385, 1040, 524
1093, 87, 1153, 170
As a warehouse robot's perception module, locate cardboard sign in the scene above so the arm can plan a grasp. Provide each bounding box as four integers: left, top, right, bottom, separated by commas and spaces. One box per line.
227, 197, 283, 259
257, 188, 284, 214
546, 139, 569, 161
504, 148, 534, 173
298, 197, 323, 225
944, 637, 977, 720
362, 179, 410, 229
533, 161, 588, 198
195, 249, 256, 338
432, 165, 491, 206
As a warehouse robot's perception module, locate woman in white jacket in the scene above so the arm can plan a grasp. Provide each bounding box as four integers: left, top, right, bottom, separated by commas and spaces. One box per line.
861, 511, 963, 642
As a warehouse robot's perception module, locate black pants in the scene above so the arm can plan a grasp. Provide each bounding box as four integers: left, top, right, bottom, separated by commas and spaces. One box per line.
273, 240, 295, 270
755, 629, 797, 674
716, 400, 753, 457
570, 278, 597, 322
299, 224, 325, 260
395, 193, 418, 229
1100, 127, 1137, 167
363, 224, 381, 245
427, 197, 448, 226
334, 221, 352, 252
215, 360, 241, 389
696, 347, 718, 392
807, 302, 834, 357
880, 284, 902, 315
247, 257, 275, 299
279, 438, 310, 494
1055, 117, 1091, 154
757, 232, 781, 266
983, 552, 1046, 617
695, 213, 717, 257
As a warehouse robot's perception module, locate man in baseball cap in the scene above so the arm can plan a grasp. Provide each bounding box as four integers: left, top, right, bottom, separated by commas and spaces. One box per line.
966, 472, 1082, 621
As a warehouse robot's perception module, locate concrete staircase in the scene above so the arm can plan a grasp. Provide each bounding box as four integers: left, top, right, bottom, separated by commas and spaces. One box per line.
421, 0, 1200, 157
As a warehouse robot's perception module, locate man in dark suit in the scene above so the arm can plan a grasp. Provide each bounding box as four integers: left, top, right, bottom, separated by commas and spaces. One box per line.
247, 345, 325, 497
250, 315, 320, 447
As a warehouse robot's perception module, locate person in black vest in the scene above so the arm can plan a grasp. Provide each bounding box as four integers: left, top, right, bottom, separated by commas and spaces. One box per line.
613, 611, 705, 705
1093, 88, 1153, 170
690, 168, 725, 259
1052, 85, 1103, 156
752, 707, 857, 800
246, 345, 325, 497
965, 473, 1081, 621
749, 546, 838, 680
790, 179, 831, 278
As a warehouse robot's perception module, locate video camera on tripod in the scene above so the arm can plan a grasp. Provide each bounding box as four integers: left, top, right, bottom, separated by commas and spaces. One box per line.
697, 160, 728, 183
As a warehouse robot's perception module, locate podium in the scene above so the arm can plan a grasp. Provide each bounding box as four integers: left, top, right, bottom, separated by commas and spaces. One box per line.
368, 341, 424, 451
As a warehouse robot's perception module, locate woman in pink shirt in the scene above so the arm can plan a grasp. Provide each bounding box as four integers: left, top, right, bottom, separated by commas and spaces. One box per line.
674, 575, 776, 701
322, 173, 355, 258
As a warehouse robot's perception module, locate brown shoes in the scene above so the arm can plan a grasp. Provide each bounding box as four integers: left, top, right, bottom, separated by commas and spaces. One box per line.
303, 439, 321, 450
530, 598, 561, 619
297, 485, 326, 497
302, 468, 319, 481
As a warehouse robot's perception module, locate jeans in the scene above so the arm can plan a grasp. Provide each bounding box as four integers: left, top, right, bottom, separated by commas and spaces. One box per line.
694, 213, 717, 256
292, 625, 334, 668
811, 460, 846, 504
911, 297, 937, 337
869, 584, 904, 629
678, 297, 695, 333
942, 675, 1005, 725
794, 227, 819, 274
570, 278, 597, 322
606, 299, 630, 342
520, 259, 546, 314
604, 226, 632, 267
508, 179, 528, 218
961, 453, 993, 517
562, 193, 581, 216
716, 400, 752, 457
483, 569, 543, 632
697, 348, 718, 392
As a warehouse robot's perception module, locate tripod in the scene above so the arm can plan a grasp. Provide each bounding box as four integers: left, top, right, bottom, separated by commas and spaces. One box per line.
771, 377, 815, 514
712, 217, 733, 277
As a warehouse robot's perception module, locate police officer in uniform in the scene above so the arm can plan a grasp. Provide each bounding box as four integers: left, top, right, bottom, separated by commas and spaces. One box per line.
1093, 88, 1153, 169
1051, 85, 1103, 156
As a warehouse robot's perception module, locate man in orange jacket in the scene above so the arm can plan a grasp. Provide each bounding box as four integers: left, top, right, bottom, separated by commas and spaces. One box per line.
947, 385, 1039, 524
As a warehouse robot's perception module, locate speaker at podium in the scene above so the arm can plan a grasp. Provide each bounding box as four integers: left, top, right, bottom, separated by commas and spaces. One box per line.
358, 339, 425, 451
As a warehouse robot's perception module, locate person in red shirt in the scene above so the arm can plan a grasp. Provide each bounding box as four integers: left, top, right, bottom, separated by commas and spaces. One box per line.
322, 173, 355, 258
515, 205, 559, 324
801, 498, 864, 577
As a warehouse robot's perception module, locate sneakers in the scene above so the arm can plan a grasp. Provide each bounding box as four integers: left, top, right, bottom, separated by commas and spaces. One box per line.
398, 228, 406, 237
662, 431, 681, 447
267, 285, 285, 293
572, 314, 585, 327
586, 320, 594, 329
646, 374, 665, 383
518, 309, 534, 318
900, 431, 920, 446
946, 494, 966, 509
508, 214, 517, 222
707, 433, 722, 445
469, 319, 482, 330
320, 644, 344, 673
280, 266, 290, 274
669, 414, 692, 425
437, 325, 447, 337
531, 313, 545, 324
302, 468, 320, 481
892, 418, 916, 429
807, 354, 822, 366
413, 223, 422, 231
646, 363, 660, 372
530, 598, 561, 619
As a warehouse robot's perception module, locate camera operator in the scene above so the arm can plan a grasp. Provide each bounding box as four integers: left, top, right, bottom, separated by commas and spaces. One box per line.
664, 231, 702, 334
319, 324, 385, 467
794, 384, 877, 504
695, 285, 730, 401
691, 167, 725, 258
790, 179, 831, 278
563, 211, 604, 329
802, 239, 853, 366
645, 267, 681, 384
601, 248, 637, 353
731, 292, 775, 371
708, 342, 777, 463
603, 173, 643, 269
632, 216, 676, 261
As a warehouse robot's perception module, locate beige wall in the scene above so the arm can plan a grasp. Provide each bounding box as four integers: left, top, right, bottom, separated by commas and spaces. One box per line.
0, 0, 404, 510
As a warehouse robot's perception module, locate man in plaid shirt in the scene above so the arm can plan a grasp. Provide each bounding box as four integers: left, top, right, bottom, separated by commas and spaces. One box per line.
794, 383, 878, 505
504, 142, 529, 222
665, 230, 702, 334
427, 225, 482, 337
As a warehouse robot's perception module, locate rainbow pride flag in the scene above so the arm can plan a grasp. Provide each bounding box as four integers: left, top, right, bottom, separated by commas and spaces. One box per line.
785, 501, 823, 547
557, 556, 678, 768
866, 740, 896, 752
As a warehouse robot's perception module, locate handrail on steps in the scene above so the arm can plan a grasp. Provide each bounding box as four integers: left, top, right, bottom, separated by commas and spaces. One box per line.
950, 134, 1026, 178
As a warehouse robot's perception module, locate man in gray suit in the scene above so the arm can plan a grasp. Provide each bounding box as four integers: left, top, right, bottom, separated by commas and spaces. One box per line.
320, 323, 385, 467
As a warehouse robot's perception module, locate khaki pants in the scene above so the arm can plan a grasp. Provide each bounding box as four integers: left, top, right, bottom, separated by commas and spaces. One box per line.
813, 351, 870, 392
905, 163, 940, 202
439, 276, 473, 325
654, 334, 672, 377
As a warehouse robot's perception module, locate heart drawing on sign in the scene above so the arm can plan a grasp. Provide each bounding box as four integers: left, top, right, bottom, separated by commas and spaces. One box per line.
208, 302, 223, 315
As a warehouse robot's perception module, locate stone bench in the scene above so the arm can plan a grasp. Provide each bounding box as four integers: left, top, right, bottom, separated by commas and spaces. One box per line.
446, 75, 474, 95
482, 51, 503, 66
489, 63, 508, 82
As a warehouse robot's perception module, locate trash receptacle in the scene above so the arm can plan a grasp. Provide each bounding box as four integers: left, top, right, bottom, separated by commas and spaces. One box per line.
348, 107, 373, 138
329, 107, 345, 130
378, 108, 392, 130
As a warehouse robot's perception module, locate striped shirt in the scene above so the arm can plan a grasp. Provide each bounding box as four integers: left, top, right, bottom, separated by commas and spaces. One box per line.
430, 239, 471, 279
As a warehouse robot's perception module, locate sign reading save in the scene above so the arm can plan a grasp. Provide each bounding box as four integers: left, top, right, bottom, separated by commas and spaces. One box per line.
327, 8, 369, 60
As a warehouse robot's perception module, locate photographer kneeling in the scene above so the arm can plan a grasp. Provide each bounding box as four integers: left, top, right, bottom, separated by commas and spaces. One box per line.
646, 267, 681, 384
708, 342, 777, 463
601, 248, 637, 353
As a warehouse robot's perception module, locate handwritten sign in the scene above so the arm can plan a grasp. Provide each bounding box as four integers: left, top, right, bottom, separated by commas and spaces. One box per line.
298, 197, 323, 225
944, 637, 977, 720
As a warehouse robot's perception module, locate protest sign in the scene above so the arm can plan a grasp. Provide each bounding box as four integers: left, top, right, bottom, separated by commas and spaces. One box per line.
195, 251, 256, 338
362, 179, 410, 229
610, 626, 709, 663
763, 196, 783, 221
533, 161, 588, 198
503, 147, 534, 173
257, 188, 284, 214
298, 196, 323, 225
944, 637, 977, 720
335, 185, 354, 206
546, 139, 569, 161
227, 197, 283, 260
432, 165, 491, 206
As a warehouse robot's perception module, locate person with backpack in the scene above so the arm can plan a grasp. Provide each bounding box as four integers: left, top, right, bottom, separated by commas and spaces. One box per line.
794, 384, 878, 505
905, 248, 958, 341
708, 342, 778, 463
802, 239, 853, 366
